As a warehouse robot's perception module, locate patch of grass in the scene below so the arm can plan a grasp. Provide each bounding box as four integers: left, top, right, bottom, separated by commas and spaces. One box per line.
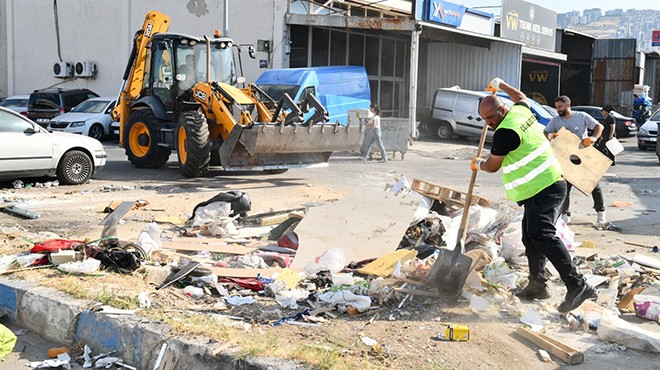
141, 310, 236, 342
94, 287, 139, 309
235, 333, 279, 360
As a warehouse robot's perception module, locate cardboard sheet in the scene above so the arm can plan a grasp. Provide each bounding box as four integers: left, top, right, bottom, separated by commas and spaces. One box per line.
289, 190, 421, 270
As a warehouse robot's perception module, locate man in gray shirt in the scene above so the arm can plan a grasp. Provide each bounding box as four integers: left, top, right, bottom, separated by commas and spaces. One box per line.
544, 95, 608, 227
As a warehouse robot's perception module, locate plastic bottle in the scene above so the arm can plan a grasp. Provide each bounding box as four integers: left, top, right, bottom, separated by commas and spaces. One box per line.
183, 286, 205, 299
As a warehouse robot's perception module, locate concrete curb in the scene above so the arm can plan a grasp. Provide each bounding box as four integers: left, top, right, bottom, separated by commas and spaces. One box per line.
0, 278, 310, 369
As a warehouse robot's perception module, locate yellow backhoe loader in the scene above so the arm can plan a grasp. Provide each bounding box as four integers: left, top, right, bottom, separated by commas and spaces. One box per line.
112, 11, 364, 177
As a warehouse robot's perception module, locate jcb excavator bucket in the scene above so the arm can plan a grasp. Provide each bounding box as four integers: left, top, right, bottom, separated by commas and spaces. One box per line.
218, 122, 364, 170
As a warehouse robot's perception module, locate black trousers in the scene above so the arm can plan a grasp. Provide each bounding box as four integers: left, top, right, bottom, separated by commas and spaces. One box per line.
561, 182, 605, 216
520, 180, 584, 289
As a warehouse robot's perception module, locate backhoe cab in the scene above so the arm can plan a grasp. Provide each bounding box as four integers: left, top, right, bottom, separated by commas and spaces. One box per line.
113, 11, 363, 178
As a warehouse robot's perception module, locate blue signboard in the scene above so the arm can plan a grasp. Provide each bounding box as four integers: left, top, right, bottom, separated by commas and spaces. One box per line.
424, 0, 467, 27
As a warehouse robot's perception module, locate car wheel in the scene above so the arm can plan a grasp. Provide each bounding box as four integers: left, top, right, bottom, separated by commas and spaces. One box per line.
436, 122, 453, 140
638, 143, 647, 151
57, 150, 93, 185
88, 123, 104, 141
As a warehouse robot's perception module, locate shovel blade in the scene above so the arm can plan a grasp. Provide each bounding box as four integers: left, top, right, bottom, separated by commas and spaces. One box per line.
425, 249, 472, 297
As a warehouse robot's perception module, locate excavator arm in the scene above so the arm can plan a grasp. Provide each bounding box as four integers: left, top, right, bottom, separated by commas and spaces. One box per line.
112, 11, 170, 146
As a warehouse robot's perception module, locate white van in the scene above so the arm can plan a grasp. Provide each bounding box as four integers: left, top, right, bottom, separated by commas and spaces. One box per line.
422, 87, 550, 140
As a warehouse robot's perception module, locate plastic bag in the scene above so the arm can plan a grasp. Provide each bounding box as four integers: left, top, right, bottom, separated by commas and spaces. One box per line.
0, 255, 17, 273
191, 202, 231, 227
137, 223, 162, 256
501, 219, 525, 262
57, 258, 101, 274
16, 253, 46, 267
302, 248, 346, 275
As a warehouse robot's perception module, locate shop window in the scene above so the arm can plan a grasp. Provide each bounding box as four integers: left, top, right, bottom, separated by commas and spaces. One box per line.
381, 39, 395, 76
289, 25, 308, 67
395, 41, 406, 77
364, 36, 379, 75
381, 80, 393, 113
311, 28, 329, 66
330, 30, 347, 65
349, 34, 365, 66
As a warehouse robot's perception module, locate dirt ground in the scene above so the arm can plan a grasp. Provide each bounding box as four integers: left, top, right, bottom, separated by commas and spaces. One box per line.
1, 142, 659, 369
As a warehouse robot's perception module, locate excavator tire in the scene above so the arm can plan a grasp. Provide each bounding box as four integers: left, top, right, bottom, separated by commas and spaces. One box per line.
124, 109, 171, 168
177, 110, 210, 178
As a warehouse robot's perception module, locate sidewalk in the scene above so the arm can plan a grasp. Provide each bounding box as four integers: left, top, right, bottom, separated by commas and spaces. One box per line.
0, 278, 308, 369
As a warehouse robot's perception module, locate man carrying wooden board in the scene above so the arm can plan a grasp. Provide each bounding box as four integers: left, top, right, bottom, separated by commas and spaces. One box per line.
472, 78, 595, 313
544, 95, 608, 227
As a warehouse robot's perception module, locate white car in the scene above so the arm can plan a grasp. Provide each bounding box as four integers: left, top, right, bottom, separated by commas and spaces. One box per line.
0, 95, 30, 115
47, 97, 116, 141
637, 110, 658, 151
0, 107, 107, 185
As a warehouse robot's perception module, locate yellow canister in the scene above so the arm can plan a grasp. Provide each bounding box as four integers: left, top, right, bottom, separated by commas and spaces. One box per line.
440, 324, 470, 341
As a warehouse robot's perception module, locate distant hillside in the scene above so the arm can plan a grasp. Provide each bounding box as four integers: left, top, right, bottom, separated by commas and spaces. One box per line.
558, 9, 660, 51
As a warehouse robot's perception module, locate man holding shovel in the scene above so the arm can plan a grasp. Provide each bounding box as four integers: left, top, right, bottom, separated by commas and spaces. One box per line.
473, 78, 595, 313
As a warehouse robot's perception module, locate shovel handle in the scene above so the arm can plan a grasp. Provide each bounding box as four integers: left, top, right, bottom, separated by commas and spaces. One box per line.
453, 120, 490, 259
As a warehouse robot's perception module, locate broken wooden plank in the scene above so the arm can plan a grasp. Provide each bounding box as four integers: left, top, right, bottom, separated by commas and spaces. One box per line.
393, 287, 443, 298
573, 248, 599, 260
208, 266, 280, 279
411, 178, 489, 207
515, 326, 584, 365
358, 249, 417, 277
99, 201, 135, 225
550, 127, 612, 195
162, 239, 255, 255
617, 286, 646, 310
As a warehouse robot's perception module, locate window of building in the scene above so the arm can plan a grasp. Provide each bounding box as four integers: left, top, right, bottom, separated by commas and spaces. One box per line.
330, 30, 347, 65
349, 33, 365, 66
289, 25, 308, 68
311, 28, 329, 66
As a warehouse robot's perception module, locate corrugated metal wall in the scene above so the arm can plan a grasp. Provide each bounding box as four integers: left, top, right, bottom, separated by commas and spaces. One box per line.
421, 41, 522, 109
644, 56, 660, 107
591, 39, 637, 115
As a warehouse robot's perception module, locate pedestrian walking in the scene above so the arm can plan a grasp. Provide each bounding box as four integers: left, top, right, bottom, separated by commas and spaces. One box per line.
595, 105, 617, 164
360, 103, 388, 163
544, 95, 609, 227
474, 77, 595, 313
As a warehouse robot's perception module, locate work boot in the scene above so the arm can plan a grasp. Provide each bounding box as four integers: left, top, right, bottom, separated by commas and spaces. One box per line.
560, 213, 571, 224
516, 280, 550, 300
558, 283, 596, 313
596, 211, 606, 226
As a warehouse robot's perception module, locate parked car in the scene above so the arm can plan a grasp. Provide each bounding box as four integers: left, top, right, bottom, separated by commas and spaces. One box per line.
496, 92, 553, 125
421, 87, 547, 140
637, 109, 658, 151
571, 106, 637, 138
0, 106, 106, 185
27, 88, 99, 127
542, 104, 558, 117
0, 95, 30, 115
47, 97, 116, 141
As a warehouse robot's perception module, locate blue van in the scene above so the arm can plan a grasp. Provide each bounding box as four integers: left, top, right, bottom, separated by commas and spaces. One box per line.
255, 66, 371, 125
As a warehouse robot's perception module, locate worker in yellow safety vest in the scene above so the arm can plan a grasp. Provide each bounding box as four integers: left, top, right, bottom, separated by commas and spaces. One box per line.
472, 77, 596, 313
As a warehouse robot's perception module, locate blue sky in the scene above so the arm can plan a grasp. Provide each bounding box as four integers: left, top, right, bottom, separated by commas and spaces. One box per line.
454, 1, 660, 15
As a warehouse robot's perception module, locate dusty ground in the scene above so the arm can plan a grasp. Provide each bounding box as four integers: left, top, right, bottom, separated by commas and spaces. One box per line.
1, 139, 659, 369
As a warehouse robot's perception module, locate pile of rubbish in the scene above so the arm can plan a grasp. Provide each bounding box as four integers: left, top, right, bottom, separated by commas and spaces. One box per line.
1, 176, 659, 366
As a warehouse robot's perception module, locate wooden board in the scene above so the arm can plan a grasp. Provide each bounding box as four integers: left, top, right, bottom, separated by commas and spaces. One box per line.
209, 266, 280, 278
412, 178, 489, 208
162, 238, 255, 255
515, 326, 584, 365
550, 127, 612, 195
290, 191, 421, 270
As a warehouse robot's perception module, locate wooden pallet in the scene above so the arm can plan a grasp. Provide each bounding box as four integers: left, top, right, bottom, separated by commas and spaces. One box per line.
412, 178, 489, 209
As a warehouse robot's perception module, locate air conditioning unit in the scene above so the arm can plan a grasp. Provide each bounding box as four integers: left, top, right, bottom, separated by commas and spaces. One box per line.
74, 61, 97, 78
53, 62, 73, 79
